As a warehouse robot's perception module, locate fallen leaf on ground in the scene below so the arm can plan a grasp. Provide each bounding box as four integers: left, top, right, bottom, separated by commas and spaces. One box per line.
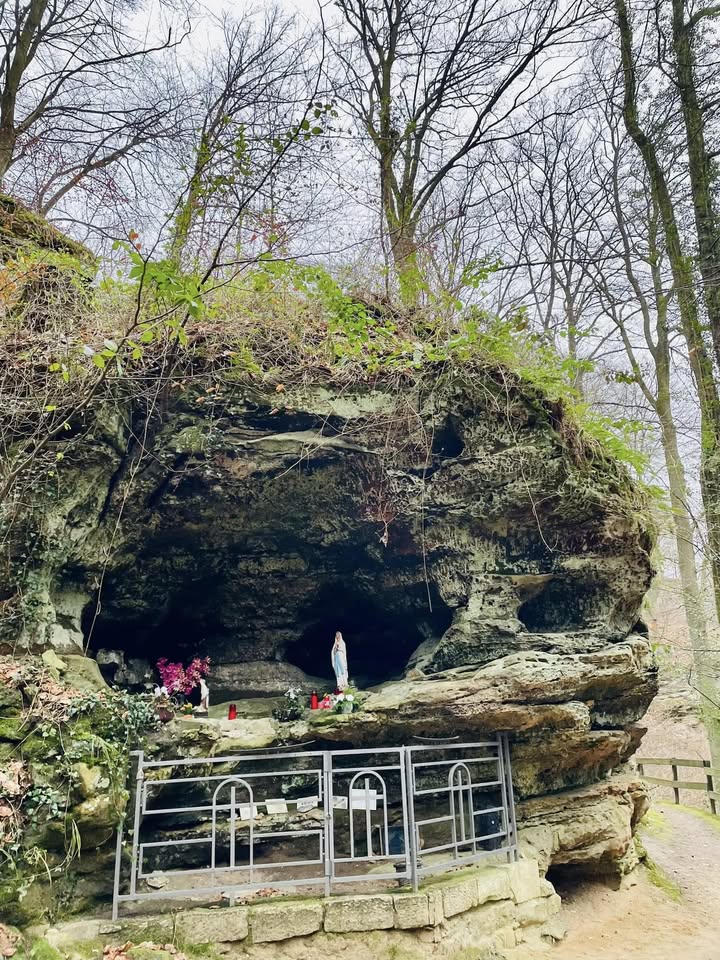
0, 925, 18, 958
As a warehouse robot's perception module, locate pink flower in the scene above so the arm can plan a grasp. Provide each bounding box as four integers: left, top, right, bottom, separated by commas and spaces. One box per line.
157, 656, 210, 695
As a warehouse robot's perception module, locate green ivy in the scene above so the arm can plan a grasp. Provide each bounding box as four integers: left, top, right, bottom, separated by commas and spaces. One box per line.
250, 259, 390, 355
24, 784, 67, 822
465, 313, 654, 477
65, 689, 159, 748
1, 679, 159, 915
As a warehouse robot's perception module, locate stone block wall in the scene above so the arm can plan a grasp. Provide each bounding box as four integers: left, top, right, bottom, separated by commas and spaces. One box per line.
36, 859, 564, 960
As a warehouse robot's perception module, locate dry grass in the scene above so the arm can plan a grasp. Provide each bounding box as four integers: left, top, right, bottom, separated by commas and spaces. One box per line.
0, 253, 648, 532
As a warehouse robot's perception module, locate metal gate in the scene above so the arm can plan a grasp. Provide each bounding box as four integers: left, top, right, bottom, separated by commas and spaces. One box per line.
112, 735, 517, 917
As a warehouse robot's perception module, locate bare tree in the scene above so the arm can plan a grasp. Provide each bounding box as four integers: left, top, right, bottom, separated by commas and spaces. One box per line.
169, 8, 315, 262
592, 99, 720, 749
614, 0, 720, 764
489, 104, 614, 393
479, 32, 720, 763
0, 0, 185, 211
331, 0, 591, 302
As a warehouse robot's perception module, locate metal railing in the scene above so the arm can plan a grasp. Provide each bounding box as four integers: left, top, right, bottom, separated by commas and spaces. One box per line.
637, 757, 719, 815
112, 735, 517, 918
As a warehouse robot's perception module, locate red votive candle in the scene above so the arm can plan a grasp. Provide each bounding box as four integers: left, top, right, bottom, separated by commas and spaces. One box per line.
310, 690, 319, 710
228, 704, 237, 720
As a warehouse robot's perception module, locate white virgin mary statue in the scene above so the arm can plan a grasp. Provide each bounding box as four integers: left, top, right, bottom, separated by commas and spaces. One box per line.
331, 631, 349, 690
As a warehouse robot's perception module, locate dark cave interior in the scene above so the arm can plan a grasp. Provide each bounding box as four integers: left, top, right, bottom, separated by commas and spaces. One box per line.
82, 561, 453, 696
284, 581, 452, 687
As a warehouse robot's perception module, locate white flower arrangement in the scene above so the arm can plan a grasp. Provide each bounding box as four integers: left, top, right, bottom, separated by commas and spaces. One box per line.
333, 685, 360, 714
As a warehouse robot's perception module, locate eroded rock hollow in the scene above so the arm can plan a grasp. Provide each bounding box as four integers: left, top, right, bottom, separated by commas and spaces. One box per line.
3, 367, 657, 878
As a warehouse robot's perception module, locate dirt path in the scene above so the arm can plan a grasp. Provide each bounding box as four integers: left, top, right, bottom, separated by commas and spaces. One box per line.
549, 803, 720, 960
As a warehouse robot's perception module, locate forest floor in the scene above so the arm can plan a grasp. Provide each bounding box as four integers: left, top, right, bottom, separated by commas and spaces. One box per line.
549, 803, 720, 960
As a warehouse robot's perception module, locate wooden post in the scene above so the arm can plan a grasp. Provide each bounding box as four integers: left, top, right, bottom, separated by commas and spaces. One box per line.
671, 764, 680, 805
704, 760, 717, 816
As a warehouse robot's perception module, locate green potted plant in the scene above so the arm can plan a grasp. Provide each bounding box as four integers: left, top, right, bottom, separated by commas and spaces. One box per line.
272, 686, 306, 722
334, 685, 360, 715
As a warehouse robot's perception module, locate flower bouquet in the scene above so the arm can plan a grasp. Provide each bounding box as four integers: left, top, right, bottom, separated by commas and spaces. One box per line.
154, 657, 211, 723
333, 684, 360, 715
156, 657, 210, 696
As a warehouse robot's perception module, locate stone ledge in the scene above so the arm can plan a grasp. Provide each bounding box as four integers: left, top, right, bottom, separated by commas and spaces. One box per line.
495, 858, 541, 903
516, 892, 562, 928
441, 875, 479, 917
44, 858, 557, 950
45, 920, 102, 948
477, 864, 513, 904
392, 893, 430, 929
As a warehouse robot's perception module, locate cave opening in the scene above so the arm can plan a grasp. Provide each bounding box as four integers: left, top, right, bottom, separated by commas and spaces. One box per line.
431, 418, 465, 460
285, 582, 452, 688
81, 553, 454, 698
83, 586, 227, 691
517, 577, 601, 632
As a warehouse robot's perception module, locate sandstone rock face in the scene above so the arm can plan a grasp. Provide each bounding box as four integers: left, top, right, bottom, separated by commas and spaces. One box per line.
175, 906, 249, 944
1, 371, 657, 876
324, 895, 396, 932
516, 771, 650, 875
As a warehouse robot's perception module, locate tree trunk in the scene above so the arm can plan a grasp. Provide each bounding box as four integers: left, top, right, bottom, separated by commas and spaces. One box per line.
564, 290, 585, 395
657, 370, 720, 769
169, 130, 212, 262
671, 0, 720, 372
385, 219, 422, 307
0, 0, 49, 181
0, 128, 14, 180
667, 1, 720, 633
616, 0, 720, 765
378, 137, 423, 305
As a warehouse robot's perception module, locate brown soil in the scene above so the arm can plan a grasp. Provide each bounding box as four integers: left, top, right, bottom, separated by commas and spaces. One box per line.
549, 803, 720, 960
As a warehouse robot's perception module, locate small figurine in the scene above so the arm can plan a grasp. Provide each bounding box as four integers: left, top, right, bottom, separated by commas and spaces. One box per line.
331, 631, 349, 691
195, 677, 210, 715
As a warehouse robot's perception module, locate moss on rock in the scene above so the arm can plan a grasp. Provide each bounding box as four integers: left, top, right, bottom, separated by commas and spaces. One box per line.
0, 658, 156, 925
0, 195, 94, 265
0, 682, 23, 716
0, 715, 29, 740
59, 656, 107, 693
29, 939, 65, 960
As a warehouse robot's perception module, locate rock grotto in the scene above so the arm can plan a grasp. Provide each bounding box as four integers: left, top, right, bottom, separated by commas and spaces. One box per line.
0, 199, 658, 927
2, 363, 656, 895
